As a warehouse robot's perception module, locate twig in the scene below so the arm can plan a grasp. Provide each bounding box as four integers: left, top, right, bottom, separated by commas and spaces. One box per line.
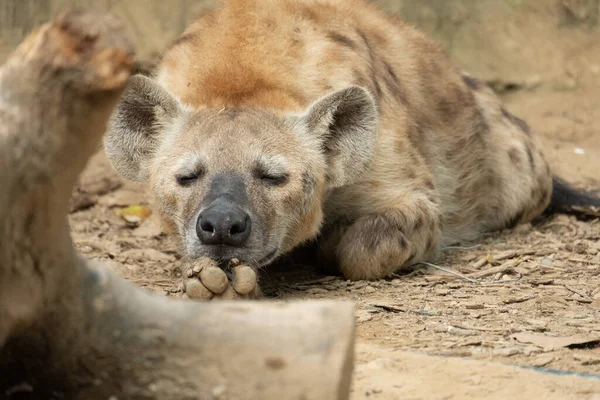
449, 323, 507, 333
564, 285, 592, 299
467, 259, 520, 279
441, 244, 482, 252
420, 262, 523, 285
534, 262, 566, 271
420, 262, 480, 283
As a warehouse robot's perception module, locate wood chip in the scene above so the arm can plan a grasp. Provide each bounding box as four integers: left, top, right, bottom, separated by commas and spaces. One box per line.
503, 295, 536, 305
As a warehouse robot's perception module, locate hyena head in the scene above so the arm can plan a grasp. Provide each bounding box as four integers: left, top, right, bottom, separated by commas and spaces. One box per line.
104, 75, 378, 267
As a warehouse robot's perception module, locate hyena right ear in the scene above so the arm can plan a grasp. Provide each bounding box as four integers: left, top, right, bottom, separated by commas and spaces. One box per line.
104, 75, 181, 182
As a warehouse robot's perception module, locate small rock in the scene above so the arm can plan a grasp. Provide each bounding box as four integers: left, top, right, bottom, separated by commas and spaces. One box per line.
464, 302, 484, 310
541, 257, 553, 266
492, 346, 521, 357
531, 354, 555, 367
211, 385, 226, 399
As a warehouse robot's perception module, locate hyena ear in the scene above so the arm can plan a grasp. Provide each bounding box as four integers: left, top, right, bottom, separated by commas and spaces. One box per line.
298, 86, 378, 188
104, 75, 181, 182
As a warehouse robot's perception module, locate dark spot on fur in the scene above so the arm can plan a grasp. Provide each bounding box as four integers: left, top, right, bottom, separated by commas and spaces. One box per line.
462, 75, 482, 90
505, 210, 524, 229
168, 33, 196, 49
424, 179, 435, 190
407, 124, 428, 159
413, 216, 424, 231
502, 107, 530, 135
357, 29, 371, 51
265, 357, 287, 370
508, 148, 521, 164
526, 147, 535, 170
225, 109, 241, 120
382, 61, 408, 105
355, 29, 384, 101
24, 212, 35, 234
472, 108, 491, 139
398, 234, 408, 250
538, 187, 551, 209
327, 32, 358, 50
437, 98, 457, 120
301, 171, 315, 194
425, 236, 436, 253
360, 215, 406, 253
372, 74, 383, 98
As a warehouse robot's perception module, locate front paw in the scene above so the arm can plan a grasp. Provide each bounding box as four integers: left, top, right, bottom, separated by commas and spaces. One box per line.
182, 258, 261, 301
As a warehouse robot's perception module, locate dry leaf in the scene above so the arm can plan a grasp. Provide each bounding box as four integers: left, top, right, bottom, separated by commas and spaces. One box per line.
116, 205, 152, 224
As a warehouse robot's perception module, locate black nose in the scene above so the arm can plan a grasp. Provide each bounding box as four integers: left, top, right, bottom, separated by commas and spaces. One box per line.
196, 202, 251, 247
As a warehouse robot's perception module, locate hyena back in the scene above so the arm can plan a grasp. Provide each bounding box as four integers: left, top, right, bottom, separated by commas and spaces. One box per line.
104, 0, 593, 281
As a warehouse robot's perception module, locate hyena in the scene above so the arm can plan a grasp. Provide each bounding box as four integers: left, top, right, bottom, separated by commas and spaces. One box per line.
104, 0, 599, 285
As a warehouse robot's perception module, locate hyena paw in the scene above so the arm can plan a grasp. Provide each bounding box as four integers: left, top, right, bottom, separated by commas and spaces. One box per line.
182, 258, 261, 301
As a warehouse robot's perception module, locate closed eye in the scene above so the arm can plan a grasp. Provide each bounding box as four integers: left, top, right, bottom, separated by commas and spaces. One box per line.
260, 173, 289, 186
176, 171, 203, 187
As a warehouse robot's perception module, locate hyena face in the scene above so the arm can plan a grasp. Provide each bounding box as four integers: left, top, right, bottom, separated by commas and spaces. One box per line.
104, 75, 378, 267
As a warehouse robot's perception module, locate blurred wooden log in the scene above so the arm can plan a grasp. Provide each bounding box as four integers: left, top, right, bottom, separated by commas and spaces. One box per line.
0, 10, 355, 400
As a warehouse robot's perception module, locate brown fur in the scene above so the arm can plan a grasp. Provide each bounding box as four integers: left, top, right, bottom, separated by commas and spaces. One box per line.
105, 0, 553, 281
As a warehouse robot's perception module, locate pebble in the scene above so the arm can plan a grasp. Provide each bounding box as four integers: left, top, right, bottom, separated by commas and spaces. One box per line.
541, 257, 553, 266
464, 302, 484, 310
531, 354, 555, 367
492, 346, 521, 357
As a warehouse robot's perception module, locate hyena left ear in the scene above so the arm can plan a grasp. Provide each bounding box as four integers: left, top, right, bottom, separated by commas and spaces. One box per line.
298, 86, 378, 188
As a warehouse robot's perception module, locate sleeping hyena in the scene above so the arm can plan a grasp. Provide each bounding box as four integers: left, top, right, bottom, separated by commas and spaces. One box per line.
104, 0, 599, 297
